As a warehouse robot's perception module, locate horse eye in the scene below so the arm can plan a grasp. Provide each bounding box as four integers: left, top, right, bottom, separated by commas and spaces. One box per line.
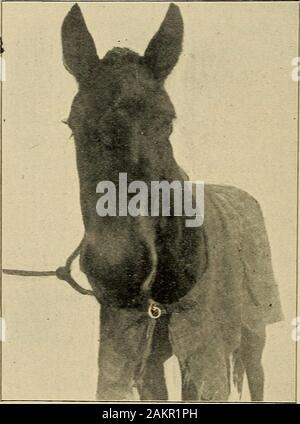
101, 135, 114, 150
89, 129, 101, 143
89, 129, 112, 149
136, 99, 146, 112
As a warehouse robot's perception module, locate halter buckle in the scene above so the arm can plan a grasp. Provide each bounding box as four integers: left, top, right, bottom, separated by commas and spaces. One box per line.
148, 302, 162, 319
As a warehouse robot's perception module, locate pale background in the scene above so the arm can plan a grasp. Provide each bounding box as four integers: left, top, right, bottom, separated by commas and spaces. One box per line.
1, 1, 299, 401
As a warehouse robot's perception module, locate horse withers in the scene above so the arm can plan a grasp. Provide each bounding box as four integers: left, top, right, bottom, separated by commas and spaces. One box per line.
61, 3, 283, 401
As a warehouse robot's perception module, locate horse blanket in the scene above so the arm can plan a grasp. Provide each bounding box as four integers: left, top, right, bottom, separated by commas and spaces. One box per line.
96, 184, 283, 400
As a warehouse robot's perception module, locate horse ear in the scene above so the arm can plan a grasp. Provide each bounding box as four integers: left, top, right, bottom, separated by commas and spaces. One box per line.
144, 4, 183, 81
61, 4, 99, 83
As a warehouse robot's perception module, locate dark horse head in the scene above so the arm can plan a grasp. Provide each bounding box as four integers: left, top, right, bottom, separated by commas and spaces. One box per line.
62, 4, 206, 309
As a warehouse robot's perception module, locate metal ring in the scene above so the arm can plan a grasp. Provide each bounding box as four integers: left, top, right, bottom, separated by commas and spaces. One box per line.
148, 303, 162, 319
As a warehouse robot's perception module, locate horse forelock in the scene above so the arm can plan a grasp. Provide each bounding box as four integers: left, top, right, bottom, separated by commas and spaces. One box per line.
102, 47, 141, 66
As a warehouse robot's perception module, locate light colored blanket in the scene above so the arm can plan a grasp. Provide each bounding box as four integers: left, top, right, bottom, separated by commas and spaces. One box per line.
96, 184, 283, 400
169, 184, 283, 400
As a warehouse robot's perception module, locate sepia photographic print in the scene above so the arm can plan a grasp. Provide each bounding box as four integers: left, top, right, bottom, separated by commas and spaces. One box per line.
0, 0, 299, 407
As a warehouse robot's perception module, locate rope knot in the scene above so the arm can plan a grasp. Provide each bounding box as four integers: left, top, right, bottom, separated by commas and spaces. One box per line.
55, 266, 69, 281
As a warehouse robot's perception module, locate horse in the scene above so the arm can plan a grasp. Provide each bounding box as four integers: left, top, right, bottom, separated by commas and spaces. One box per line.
61, 3, 283, 401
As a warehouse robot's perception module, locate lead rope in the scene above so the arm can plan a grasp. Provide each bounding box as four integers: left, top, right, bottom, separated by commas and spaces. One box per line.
2, 240, 95, 297
3, 242, 164, 388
